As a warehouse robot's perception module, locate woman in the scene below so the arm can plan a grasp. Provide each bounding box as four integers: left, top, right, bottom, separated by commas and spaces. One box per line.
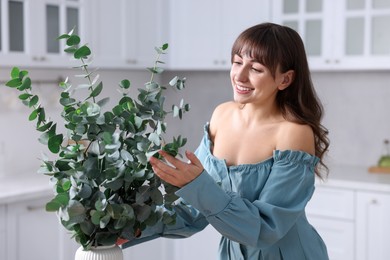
125, 22, 330, 260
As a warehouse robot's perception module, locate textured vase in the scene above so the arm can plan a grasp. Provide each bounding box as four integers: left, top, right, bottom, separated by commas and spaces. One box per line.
75, 244, 123, 260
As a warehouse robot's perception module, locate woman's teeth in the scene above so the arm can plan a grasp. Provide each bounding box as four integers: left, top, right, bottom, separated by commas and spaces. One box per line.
237, 85, 252, 91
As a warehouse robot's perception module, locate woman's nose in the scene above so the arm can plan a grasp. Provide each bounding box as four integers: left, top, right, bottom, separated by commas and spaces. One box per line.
235, 67, 248, 82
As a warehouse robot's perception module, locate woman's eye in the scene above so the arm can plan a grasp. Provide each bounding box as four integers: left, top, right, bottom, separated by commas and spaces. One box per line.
252, 67, 262, 72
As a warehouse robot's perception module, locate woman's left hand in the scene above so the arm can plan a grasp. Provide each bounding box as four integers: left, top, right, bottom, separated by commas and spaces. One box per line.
149, 150, 204, 188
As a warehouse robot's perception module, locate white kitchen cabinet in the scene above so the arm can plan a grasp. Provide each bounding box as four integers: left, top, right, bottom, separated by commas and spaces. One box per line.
272, 0, 390, 70
0, 0, 88, 68
88, 0, 164, 69
167, 0, 270, 70
0, 205, 6, 260
306, 187, 355, 260
172, 225, 220, 260
6, 196, 79, 260
356, 191, 390, 260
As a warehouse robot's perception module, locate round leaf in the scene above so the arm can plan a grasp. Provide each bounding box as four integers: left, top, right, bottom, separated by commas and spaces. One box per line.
74, 45, 91, 59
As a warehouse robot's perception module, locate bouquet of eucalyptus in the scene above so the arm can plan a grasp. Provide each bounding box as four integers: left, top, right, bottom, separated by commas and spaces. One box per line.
4, 30, 189, 249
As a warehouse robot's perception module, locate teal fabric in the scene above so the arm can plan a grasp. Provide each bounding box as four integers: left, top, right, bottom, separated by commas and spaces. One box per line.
123, 124, 329, 260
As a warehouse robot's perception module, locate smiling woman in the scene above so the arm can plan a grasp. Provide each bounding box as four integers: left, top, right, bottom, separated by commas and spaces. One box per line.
123, 22, 330, 260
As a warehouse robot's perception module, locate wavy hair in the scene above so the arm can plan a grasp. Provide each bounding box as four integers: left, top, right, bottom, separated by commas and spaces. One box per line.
231, 23, 329, 177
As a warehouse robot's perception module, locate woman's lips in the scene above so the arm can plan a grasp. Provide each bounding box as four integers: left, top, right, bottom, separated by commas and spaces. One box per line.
236, 85, 253, 94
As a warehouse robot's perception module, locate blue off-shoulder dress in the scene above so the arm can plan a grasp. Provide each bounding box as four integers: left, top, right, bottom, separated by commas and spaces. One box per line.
123, 124, 329, 260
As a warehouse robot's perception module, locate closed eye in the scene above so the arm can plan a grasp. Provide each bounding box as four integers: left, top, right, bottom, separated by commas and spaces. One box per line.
252, 67, 263, 73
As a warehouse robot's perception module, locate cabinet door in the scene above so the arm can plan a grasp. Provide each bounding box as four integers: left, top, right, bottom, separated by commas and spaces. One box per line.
168, 0, 220, 70
336, 0, 390, 69
271, 0, 337, 70
0, 0, 30, 66
169, 0, 270, 70
90, 0, 161, 69
307, 216, 354, 260
0, 0, 84, 68
0, 205, 6, 260
123, 0, 163, 68
173, 225, 220, 260
6, 196, 79, 260
306, 186, 355, 260
272, 0, 390, 70
356, 191, 390, 260
123, 238, 174, 260
219, 0, 270, 68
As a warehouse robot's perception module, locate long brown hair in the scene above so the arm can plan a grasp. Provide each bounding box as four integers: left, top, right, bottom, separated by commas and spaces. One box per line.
231, 23, 329, 177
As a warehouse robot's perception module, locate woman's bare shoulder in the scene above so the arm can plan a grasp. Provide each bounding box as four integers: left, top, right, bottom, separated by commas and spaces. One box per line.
209, 101, 237, 135
276, 121, 315, 155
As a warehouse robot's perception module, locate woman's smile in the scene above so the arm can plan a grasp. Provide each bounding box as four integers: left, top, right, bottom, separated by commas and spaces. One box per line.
235, 85, 254, 94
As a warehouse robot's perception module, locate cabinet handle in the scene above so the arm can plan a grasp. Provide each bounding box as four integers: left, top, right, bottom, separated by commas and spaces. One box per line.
126, 59, 137, 64
370, 199, 378, 204
213, 60, 219, 65
26, 205, 45, 211
40, 56, 46, 61
334, 59, 340, 64
221, 60, 226, 65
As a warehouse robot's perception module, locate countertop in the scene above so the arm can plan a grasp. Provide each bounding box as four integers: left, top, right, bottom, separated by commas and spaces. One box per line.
2, 164, 390, 205
0, 172, 53, 204
317, 164, 390, 192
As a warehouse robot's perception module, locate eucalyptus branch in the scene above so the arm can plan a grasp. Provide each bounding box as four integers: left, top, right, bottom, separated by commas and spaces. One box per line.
3, 31, 189, 250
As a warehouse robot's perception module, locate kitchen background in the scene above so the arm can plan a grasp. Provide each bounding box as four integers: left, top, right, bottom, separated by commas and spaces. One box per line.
1, 0, 390, 260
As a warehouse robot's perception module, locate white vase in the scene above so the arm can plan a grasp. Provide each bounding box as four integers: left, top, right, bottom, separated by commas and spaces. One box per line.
75, 244, 124, 260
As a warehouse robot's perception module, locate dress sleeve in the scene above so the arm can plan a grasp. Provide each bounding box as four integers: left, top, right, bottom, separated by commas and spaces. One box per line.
121, 200, 209, 249
175, 150, 319, 249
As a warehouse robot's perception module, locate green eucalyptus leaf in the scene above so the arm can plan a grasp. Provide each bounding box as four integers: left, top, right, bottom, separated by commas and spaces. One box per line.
46, 200, 61, 212
67, 200, 86, 222
90, 82, 103, 98
172, 105, 179, 117
60, 98, 77, 107
5, 78, 22, 88
120, 150, 134, 162
28, 95, 39, 107
18, 93, 32, 100
100, 214, 111, 228
38, 107, 46, 123
86, 103, 100, 117
48, 134, 63, 153
105, 178, 123, 191
95, 198, 107, 212
169, 76, 178, 86
64, 46, 78, 53
119, 79, 130, 89
91, 210, 103, 225
97, 97, 110, 108
18, 77, 31, 91
78, 184, 92, 199
66, 35, 80, 46
29, 109, 38, 121
80, 221, 95, 236
57, 33, 70, 40
10, 67, 20, 78
148, 132, 160, 146
114, 216, 127, 230
62, 180, 71, 191
74, 45, 91, 59
134, 204, 152, 222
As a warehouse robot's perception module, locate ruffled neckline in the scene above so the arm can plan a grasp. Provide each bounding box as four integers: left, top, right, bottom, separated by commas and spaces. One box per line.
202, 123, 319, 169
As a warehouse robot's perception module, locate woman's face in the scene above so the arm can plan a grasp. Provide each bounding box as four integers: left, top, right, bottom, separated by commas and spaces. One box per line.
230, 53, 287, 107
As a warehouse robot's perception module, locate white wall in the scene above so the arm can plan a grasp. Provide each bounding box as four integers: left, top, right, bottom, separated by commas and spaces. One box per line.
1, 67, 389, 177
